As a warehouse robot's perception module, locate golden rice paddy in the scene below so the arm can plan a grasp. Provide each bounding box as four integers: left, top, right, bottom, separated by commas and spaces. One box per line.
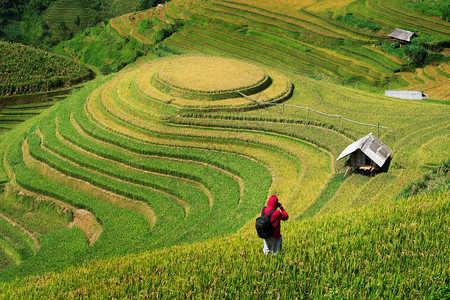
137, 55, 293, 106
155, 56, 268, 92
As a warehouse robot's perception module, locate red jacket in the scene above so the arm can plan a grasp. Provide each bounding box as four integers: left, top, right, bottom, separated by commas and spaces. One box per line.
262, 195, 289, 240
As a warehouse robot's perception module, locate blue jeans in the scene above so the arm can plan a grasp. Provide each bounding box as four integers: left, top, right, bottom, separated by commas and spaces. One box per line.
263, 236, 282, 255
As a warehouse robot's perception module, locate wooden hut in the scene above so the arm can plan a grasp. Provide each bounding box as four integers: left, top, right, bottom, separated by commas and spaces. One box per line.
387, 29, 417, 43
337, 133, 392, 173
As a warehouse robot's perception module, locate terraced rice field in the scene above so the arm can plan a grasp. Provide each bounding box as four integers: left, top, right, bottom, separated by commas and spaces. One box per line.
109, 0, 448, 91
0, 56, 326, 276
0, 54, 448, 280
398, 63, 450, 100
0, 1, 449, 296
43, 0, 90, 34
0, 101, 61, 136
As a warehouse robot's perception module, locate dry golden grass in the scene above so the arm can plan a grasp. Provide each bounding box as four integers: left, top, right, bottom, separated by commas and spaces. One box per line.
171, 70, 292, 107
229, 0, 356, 14
398, 63, 450, 100
407, 78, 450, 100
131, 57, 292, 108
156, 56, 267, 92
306, 0, 357, 13
418, 135, 450, 167
229, 0, 316, 12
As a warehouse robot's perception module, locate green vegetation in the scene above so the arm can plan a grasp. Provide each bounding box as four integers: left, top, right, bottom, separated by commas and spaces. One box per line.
297, 174, 348, 221
0, 100, 61, 135
381, 37, 449, 68
137, 0, 163, 11
399, 161, 449, 198
0, 0, 145, 49
408, 0, 450, 21
54, 20, 168, 74
0, 217, 35, 270
0, 0, 448, 297
0, 0, 56, 48
0, 42, 92, 96
42, 0, 91, 39
0, 190, 448, 298
336, 14, 381, 31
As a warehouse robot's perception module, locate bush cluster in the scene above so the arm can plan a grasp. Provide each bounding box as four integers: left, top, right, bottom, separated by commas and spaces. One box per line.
408, 0, 450, 21
336, 14, 381, 32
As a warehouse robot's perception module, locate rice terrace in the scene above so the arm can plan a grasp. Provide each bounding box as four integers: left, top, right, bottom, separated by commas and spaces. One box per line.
0, 0, 449, 298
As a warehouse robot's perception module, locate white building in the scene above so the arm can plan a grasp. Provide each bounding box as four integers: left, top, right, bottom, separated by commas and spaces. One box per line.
385, 90, 428, 100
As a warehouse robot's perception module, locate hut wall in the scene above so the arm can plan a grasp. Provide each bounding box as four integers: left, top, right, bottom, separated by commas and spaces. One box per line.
350, 150, 366, 166
350, 150, 377, 168
385, 90, 424, 100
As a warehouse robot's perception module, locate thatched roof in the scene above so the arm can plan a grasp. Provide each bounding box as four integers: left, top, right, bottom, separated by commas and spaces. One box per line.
336, 133, 392, 167
387, 29, 417, 42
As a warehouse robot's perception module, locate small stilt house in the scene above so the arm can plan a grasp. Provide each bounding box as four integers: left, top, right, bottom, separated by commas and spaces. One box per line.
336, 133, 392, 172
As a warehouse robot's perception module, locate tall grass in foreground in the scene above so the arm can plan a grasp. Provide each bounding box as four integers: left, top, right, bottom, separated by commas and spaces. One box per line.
1, 191, 448, 298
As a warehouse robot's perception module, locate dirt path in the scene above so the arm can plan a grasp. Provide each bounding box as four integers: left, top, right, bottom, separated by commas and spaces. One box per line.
63, 46, 79, 63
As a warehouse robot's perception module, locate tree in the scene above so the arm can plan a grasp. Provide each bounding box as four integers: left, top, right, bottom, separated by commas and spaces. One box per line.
58, 20, 72, 40
441, 5, 450, 21
137, 0, 163, 11
74, 16, 81, 27
403, 44, 428, 67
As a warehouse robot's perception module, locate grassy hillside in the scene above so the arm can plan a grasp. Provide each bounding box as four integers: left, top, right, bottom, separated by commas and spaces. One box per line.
0, 190, 448, 298
0, 53, 448, 281
101, 0, 449, 92
0, 0, 142, 49
0, 0, 448, 297
54, 23, 150, 75
0, 41, 93, 96
0, 101, 62, 136
43, 0, 91, 37
43, 0, 143, 37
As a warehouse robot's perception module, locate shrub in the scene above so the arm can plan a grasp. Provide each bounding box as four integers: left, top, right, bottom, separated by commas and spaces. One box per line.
403, 44, 428, 67
336, 14, 381, 32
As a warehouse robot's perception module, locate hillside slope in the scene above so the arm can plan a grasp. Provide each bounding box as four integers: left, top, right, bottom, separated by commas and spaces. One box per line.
0, 41, 92, 96
0, 53, 448, 281
1, 190, 448, 298
103, 0, 449, 92
43, 0, 91, 36
0, 0, 448, 296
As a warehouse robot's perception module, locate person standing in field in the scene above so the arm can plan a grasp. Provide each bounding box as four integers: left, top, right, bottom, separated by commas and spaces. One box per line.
261, 194, 289, 255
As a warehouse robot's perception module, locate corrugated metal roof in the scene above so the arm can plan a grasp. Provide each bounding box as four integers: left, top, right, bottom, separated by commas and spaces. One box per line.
385, 90, 427, 100
387, 29, 416, 42
336, 133, 392, 167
